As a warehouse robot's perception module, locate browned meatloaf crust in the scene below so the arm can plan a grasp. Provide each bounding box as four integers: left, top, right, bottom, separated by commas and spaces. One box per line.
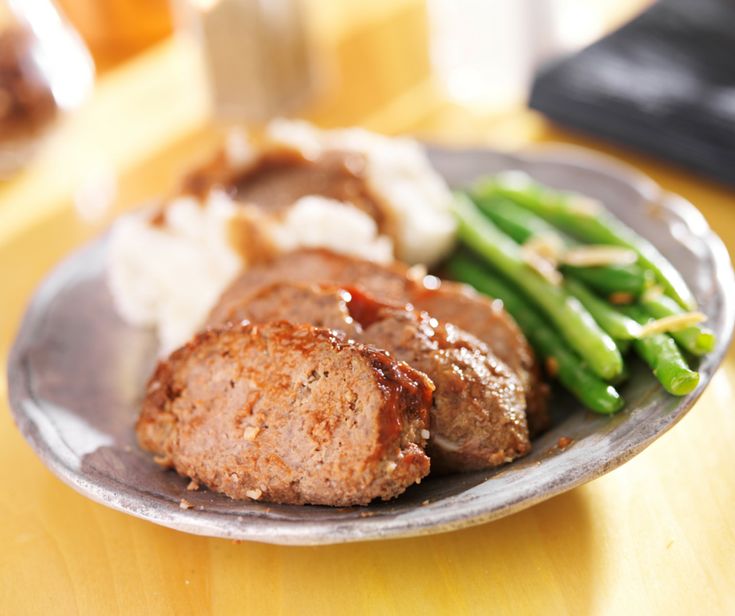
209, 249, 549, 434
137, 321, 433, 506
208, 282, 531, 472
409, 281, 550, 435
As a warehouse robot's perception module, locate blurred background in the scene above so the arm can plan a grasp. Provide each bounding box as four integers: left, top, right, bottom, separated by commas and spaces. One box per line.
52, 0, 653, 117
8, 0, 735, 229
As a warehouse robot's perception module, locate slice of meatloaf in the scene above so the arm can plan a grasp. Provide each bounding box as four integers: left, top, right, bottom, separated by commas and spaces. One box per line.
137, 321, 433, 506
208, 282, 531, 473
351, 291, 530, 472
409, 280, 550, 435
208, 249, 549, 434
208, 249, 412, 324
212, 280, 359, 335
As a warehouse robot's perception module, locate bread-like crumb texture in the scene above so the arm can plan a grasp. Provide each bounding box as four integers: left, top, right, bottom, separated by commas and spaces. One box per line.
209, 249, 550, 435
137, 321, 433, 506
210, 282, 531, 473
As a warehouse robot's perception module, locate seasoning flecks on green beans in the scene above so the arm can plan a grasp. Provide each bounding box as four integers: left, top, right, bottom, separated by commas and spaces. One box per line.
472, 193, 654, 298
448, 175, 711, 413
452, 192, 623, 381
641, 289, 715, 356
623, 306, 700, 395
472, 173, 697, 310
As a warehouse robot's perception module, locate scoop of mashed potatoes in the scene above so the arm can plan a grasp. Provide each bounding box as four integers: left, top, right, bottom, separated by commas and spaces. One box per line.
108, 120, 456, 353
265, 119, 456, 265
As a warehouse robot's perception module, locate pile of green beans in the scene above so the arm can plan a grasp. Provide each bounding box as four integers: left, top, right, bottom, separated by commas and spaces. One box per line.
449, 175, 714, 413
474, 176, 696, 309
475, 195, 655, 297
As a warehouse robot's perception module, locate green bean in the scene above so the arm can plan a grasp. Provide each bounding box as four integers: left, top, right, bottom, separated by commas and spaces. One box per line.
564, 278, 641, 340
447, 254, 624, 414
561, 264, 654, 298
474, 175, 697, 310
623, 306, 700, 395
471, 192, 653, 297
452, 192, 623, 380
640, 291, 715, 356
473, 194, 565, 243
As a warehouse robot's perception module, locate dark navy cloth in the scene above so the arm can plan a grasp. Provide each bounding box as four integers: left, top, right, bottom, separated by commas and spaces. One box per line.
529, 0, 735, 186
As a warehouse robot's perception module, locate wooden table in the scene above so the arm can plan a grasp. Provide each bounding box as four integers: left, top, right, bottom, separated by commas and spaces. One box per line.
2, 29, 734, 616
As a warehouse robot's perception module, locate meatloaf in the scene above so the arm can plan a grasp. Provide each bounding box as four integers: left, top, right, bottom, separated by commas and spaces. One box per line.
208, 248, 549, 434
409, 280, 550, 435
137, 321, 433, 506
208, 282, 531, 472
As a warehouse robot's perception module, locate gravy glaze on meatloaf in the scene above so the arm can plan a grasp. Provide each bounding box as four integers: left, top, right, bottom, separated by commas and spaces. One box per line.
208, 282, 531, 472
137, 321, 433, 506
208, 248, 549, 435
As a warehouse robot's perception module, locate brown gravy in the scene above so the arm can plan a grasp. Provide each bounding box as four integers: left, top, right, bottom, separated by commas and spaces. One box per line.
180, 147, 387, 229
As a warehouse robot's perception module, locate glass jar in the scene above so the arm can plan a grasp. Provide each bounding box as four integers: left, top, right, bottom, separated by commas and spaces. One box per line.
182, 0, 315, 123
0, 0, 94, 178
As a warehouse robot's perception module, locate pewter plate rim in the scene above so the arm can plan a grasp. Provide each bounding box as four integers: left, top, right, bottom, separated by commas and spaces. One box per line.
7, 144, 735, 545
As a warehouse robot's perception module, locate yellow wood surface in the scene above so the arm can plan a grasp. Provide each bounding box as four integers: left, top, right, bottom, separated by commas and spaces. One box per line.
2, 9, 734, 615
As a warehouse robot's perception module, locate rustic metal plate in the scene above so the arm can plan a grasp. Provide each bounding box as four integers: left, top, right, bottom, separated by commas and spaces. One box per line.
7, 144, 735, 544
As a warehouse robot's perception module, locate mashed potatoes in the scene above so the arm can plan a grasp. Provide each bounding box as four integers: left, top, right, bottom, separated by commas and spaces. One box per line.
108, 192, 242, 354
265, 119, 456, 265
108, 120, 456, 353
270, 195, 394, 263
